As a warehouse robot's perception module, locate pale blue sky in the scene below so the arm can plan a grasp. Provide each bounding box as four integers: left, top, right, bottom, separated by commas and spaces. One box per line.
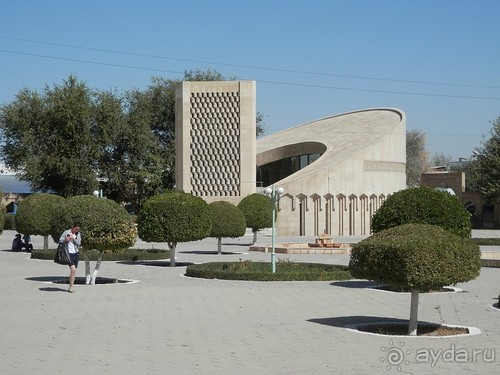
1, 0, 499, 160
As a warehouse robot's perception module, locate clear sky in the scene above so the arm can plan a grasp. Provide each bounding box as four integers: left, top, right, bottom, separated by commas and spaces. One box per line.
1, 0, 499, 160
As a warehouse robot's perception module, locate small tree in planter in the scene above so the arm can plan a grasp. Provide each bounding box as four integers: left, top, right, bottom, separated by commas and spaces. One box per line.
50, 195, 137, 284
137, 191, 212, 266
371, 187, 471, 238
209, 201, 246, 254
237, 193, 272, 244
349, 224, 481, 335
15, 193, 65, 249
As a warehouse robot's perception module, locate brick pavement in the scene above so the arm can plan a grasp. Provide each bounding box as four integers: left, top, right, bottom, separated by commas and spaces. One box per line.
0, 230, 498, 374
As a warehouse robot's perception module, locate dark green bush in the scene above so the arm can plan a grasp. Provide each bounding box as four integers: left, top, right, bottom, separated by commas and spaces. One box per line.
15, 193, 65, 236
50, 195, 137, 251
371, 187, 471, 238
237, 193, 273, 232
349, 223, 481, 291
185, 260, 352, 281
4, 214, 16, 230
137, 191, 212, 243
209, 201, 246, 239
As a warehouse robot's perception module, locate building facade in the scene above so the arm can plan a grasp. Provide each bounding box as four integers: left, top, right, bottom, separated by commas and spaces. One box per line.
175, 81, 406, 236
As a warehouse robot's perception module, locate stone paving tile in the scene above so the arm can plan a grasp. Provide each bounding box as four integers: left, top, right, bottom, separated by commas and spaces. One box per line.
0, 230, 499, 374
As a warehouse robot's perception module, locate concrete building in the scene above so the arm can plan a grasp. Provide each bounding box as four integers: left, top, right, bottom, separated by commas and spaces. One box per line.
175, 80, 256, 204
175, 81, 406, 237
256, 108, 406, 236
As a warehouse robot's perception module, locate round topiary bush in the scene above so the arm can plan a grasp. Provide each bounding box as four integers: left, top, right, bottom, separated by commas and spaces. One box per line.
349, 223, 481, 335
209, 201, 246, 254
237, 193, 272, 244
371, 187, 471, 238
350, 223, 480, 290
137, 191, 212, 266
50, 195, 137, 251
15, 193, 65, 235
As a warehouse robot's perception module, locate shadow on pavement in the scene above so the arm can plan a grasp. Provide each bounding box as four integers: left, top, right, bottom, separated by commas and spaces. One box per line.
118, 261, 194, 267
308, 315, 434, 328
330, 280, 377, 288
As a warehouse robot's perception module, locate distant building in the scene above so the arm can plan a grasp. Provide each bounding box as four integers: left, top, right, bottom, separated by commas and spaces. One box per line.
421, 166, 491, 229
0, 170, 33, 213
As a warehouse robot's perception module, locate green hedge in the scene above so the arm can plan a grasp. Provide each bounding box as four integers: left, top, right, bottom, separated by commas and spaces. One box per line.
185, 261, 352, 281
31, 248, 170, 262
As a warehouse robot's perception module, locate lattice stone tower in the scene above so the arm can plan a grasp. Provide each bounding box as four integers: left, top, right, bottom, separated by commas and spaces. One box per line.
175, 81, 256, 203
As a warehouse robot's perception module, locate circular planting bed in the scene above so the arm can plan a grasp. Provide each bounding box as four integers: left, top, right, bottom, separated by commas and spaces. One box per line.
372, 285, 463, 293
347, 322, 480, 337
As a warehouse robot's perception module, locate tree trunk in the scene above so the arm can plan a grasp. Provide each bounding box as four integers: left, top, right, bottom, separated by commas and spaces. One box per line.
83, 252, 91, 285
168, 242, 177, 267
90, 251, 103, 285
43, 235, 49, 250
217, 237, 222, 255
252, 229, 257, 244
408, 289, 420, 336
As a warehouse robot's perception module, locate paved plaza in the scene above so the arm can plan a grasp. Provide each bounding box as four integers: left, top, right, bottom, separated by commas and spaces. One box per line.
0, 229, 498, 374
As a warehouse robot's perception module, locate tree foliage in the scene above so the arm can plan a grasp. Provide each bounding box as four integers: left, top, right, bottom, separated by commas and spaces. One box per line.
350, 224, 480, 290
0, 76, 99, 196
371, 187, 471, 238
15, 193, 65, 249
0, 70, 265, 203
469, 117, 500, 201
406, 129, 429, 187
209, 201, 246, 254
50, 195, 137, 250
237, 193, 273, 244
137, 191, 212, 266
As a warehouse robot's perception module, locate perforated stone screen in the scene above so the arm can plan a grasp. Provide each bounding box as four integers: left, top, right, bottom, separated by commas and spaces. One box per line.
190, 91, 241, 196
175, 81, 256, 203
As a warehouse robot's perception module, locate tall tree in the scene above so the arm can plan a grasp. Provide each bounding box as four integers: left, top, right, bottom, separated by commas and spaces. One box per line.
0, 75, 99, 196
96, 89, 163, 210
406, 129, 429, 187
469, 117, 500, 201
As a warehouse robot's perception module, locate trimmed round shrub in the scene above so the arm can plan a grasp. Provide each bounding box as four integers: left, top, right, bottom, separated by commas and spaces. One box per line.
371, 187, 471, 238
209, 201, 246, 239
15, 193, 65, 236
50, 195, 137, 251
237, 193, 272, 231
137, 191, 212, 243
349, 223, 481, 291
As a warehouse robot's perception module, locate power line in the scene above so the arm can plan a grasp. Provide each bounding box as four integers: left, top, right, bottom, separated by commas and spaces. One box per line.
1, 35, 499, 90
1, 49, 500, 101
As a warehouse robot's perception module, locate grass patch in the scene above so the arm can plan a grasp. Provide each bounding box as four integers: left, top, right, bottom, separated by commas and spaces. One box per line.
185, 259, 353, 281
31, 248, 170, 262
471, 238, 500, 246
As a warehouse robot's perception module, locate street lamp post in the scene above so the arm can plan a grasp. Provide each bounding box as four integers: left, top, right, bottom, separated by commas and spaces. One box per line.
264, 185, 285, 273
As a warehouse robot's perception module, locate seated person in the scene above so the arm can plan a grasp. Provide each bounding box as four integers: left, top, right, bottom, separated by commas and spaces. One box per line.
12, 234, 23, 251
22, 234, 34, 252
